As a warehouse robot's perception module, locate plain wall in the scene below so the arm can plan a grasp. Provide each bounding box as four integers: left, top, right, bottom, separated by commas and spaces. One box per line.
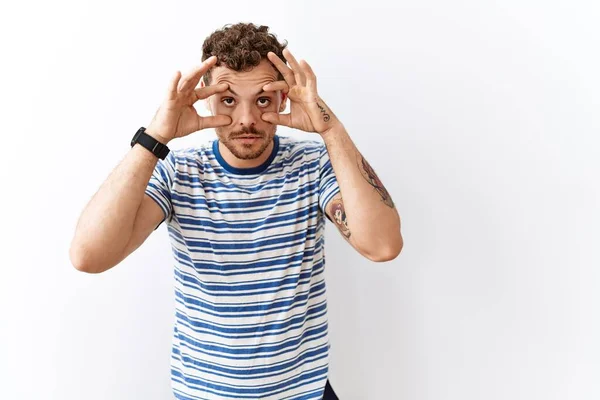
0, 0, 598, 399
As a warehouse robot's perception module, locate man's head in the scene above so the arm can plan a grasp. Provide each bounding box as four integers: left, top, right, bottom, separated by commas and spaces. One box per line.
200, 22, 288, 161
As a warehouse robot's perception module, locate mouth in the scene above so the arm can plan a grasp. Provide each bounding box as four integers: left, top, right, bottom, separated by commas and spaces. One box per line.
235, 136, 262, 144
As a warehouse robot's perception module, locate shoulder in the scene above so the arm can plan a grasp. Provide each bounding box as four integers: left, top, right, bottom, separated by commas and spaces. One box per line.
166, 137, 215, 165
277, 134, 325, 161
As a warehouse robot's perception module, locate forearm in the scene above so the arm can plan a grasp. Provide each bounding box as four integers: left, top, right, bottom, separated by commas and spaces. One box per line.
69, 143, 162, 271
321, 122, 402, 258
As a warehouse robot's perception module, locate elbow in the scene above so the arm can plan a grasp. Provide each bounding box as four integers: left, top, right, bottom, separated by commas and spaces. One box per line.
364, 237, 404, 263
69, 245, 91, 273
69, 244, 102, 274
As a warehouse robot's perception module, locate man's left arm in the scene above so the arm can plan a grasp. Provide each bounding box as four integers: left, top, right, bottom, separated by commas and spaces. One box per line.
260, 48, 403, 261
321, 121, 403, 262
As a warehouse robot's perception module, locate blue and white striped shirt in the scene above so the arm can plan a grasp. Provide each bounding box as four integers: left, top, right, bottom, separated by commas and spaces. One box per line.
145, 134, 340, 399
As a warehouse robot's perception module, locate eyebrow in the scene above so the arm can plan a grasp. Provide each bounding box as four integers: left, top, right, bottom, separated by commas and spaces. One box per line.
226, 88, 267, 97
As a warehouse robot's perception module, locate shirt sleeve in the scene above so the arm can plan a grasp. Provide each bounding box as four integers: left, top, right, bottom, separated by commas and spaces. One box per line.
318, 144, 341, 217
144, 150, 176, 229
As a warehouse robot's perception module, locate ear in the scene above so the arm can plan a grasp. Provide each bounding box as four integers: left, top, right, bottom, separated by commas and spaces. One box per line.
279, 92, 288, 113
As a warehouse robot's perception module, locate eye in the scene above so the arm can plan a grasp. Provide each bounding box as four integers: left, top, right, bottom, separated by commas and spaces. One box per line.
221, 97, 235, 107
257, 97, 272, 107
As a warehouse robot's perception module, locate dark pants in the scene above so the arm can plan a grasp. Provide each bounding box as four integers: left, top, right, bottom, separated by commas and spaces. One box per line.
323, 379, 339, 400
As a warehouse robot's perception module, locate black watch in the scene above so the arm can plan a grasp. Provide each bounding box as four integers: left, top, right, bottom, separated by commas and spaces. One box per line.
130, 127, 170, 160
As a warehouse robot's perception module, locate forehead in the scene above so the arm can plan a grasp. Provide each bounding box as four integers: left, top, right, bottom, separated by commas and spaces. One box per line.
211, 59, 279, 91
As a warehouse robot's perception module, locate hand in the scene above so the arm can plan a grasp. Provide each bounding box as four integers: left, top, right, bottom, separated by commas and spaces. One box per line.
146, 56, 232, 144
261, 48, 340, 135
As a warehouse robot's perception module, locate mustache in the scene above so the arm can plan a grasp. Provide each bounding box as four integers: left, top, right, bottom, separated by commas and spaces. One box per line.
230, 125, 265, 138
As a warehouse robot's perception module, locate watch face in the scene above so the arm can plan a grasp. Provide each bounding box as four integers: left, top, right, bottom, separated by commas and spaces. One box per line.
131, 128, 144, 146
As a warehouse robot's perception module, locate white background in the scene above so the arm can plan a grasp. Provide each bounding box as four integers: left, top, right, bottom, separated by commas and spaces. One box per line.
0, 0, 598, 399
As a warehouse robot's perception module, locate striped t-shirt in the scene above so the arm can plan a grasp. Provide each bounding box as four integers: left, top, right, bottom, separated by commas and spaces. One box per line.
144, 134, 341, 399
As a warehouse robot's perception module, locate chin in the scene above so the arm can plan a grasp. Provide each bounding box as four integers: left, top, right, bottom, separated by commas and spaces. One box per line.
232, 146, 264, 160
229, 137, 272, 160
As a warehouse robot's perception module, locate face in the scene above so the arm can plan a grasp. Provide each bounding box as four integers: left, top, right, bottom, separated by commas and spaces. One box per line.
204, 59, 286, 161
334, 209, 343, 224
333, 205, 347, 229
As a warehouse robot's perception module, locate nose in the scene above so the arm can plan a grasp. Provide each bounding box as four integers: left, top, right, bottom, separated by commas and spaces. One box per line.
237, 102, 259, 128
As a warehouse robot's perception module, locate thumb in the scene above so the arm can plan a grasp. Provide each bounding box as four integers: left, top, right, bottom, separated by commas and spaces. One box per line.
199, 114, 232, 130
262, 112, 291, 127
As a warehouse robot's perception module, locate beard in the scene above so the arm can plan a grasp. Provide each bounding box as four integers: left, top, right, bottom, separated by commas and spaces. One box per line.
216, 125, 276, 160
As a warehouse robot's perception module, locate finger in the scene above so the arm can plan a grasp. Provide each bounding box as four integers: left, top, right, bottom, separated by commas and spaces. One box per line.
178, 56, 217, 92
299, 60, 317, 92
267, 51, 296, 86
178, 56, 218, 93
199, 114, 232, 130
282, 48, 306, 86
194, 83, 229, 100
167, 70, 182, 101
262, 81, 289, 93
262, 112, 292, 127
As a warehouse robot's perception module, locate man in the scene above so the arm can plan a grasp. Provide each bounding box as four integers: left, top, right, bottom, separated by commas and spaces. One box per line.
70, 22, 402, 399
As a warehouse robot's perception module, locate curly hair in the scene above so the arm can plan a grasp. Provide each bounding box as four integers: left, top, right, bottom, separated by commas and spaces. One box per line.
201, 22, 288, 85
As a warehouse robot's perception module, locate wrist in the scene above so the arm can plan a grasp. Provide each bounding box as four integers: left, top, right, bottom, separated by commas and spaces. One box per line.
314, 97, 341, 135
320, 120, 344, 141
145, 126, 172, 145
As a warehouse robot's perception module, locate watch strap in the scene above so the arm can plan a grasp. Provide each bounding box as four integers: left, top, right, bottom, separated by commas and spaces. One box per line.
131, 127, 170, 160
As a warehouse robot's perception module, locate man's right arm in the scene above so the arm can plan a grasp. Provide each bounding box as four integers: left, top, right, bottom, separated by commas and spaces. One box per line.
69, 137, 169, 274
69, 57, 233, 274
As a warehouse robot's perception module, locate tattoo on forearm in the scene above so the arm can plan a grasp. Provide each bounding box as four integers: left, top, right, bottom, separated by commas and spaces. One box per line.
316, 102, 331, 122
357, 153, 395, 208
330, 198, 351, 239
